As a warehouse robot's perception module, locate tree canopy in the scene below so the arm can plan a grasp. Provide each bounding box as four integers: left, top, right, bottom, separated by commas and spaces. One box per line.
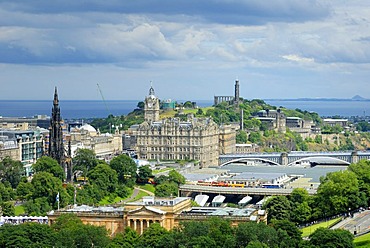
0, 157, 25, 188
109, 154, 137, 187
32, 156, 65, 181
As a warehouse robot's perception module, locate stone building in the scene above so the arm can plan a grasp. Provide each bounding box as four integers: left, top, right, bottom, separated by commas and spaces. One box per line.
144, 85, 160, 122
132, 117, 220, 167
219, 124, 236, 154
254, 109, 286, 133
48, 196, 192, 236
0, 115, 50, 130
125, 85, 236, 168
68, 124, 122, 159
214, 79, 241, 106
0, 130, 45, 176
48, 196, 267, 236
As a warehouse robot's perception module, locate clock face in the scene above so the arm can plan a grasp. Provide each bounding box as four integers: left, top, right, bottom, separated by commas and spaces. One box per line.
148, 102, 153, 108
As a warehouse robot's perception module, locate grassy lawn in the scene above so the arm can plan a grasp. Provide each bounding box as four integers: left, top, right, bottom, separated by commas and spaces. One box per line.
160, 107, 214, 119
99, 195, 125, 205
152, 168, 172, 175
99, 188, 134, 205
301, 218, 342, 237
138, 184, 156, 194
99, 185, 154, 205
128, 190, 150, 203
14, 205, 25, 216
354, 232, 370, 247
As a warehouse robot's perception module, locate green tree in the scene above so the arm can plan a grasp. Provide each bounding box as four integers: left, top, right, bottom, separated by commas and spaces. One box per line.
109, 227, 138, 248
235, 222, 279, 248
155, 181, 178, 197
32, 156, 65, 181
72, 148, 98, 181
87, 163, 118, 194
236, 130, 248, 143
110, 154, 137, 187
309, 228, 354, 248
0, 222, 56, 248
183, 101, 194, 108
0, 201, 15, 216
290, 188, 310, 204
349, 159, 370, 204
137, 165, 153, 184
315, 170, 362, 217
289, 188, 312, 224
23, 197, 53, 216
246, 241, 269, 248
16, 180, 34, 201
0, 157, 25, 188
270, 219, 302, 247
196, 108, 204, 115
357, 121, 370, 132
168, 170, 185, 185
52, 213, 110, 248
263, 196, 292, 222
135, 223, 168, 248
137, 101, 145, 109
249, 132, 262, 143
0, 182, 14, 202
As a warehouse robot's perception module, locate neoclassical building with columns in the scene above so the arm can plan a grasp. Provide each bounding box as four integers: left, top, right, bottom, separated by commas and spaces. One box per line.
47, 196, 267, 236
48, 196, 192, 236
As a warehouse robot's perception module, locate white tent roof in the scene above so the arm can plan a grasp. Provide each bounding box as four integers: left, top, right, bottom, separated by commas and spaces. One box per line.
195, 194, 209, 207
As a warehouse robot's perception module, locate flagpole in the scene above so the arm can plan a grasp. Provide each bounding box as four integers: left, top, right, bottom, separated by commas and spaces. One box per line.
56, 192, 60, 210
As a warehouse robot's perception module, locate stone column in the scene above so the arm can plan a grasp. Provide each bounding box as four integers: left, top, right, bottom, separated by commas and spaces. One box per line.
280, 152, 288, 166
351, 151, 359, 164
133, 219, 137, 232
140, 220, 143, 235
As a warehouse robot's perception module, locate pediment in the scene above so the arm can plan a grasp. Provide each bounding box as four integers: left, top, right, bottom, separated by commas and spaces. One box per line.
128, 206, 166, 216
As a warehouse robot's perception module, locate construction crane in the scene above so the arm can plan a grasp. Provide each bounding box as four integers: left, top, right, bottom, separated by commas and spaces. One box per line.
97, 83, 111, 116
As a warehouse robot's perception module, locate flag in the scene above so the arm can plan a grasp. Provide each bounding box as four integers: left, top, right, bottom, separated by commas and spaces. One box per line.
56, 192, 60, 202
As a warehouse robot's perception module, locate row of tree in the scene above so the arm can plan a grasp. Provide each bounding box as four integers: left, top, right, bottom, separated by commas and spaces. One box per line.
264, 159, 370, 225
0, 147, 187, 216
0, 214, 355, 248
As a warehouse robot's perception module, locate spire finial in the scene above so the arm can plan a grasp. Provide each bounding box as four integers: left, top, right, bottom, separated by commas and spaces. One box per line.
54, 87, 59, 105
149, 81, 155, 96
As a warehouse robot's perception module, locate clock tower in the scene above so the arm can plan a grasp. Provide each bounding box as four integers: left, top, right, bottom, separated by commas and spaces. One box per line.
144, 84, 160, 122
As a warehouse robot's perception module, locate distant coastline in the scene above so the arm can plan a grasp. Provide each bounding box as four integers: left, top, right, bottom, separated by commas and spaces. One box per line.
264, 95, 369, 102
264, 98, 370, 102
0, 99, 369, 118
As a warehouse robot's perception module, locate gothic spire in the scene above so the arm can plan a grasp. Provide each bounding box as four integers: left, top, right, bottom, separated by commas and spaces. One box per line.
53, 86, 59, 105
49, 87, 64, 166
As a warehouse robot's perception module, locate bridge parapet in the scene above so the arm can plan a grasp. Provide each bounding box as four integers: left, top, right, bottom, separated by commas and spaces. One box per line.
219, 150, 370, 166
179, 184, 317, 196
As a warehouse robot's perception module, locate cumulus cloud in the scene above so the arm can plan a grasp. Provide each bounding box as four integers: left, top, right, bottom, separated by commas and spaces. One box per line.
0, 0, 370, 100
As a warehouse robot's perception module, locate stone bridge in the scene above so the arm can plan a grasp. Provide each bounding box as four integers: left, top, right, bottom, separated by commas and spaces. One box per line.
179, 185, 317, 197
219, 151, 370, 166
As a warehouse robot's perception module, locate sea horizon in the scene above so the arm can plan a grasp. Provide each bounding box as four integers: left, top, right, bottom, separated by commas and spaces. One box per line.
0, 99, 369, 119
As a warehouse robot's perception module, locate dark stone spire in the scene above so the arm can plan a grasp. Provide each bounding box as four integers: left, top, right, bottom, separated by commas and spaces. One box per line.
49, 87, 64, 165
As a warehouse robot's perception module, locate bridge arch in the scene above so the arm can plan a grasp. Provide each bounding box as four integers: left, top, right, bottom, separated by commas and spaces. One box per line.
219, 157, 281, 167
287, 156, 350, 166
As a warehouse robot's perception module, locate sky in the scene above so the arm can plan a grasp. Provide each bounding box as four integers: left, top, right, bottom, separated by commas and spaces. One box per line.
1, 0, 370, 101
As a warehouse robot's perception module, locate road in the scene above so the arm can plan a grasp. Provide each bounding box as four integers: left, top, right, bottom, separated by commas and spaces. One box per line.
122, 187, 154, 203
331, 210, 370, 235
